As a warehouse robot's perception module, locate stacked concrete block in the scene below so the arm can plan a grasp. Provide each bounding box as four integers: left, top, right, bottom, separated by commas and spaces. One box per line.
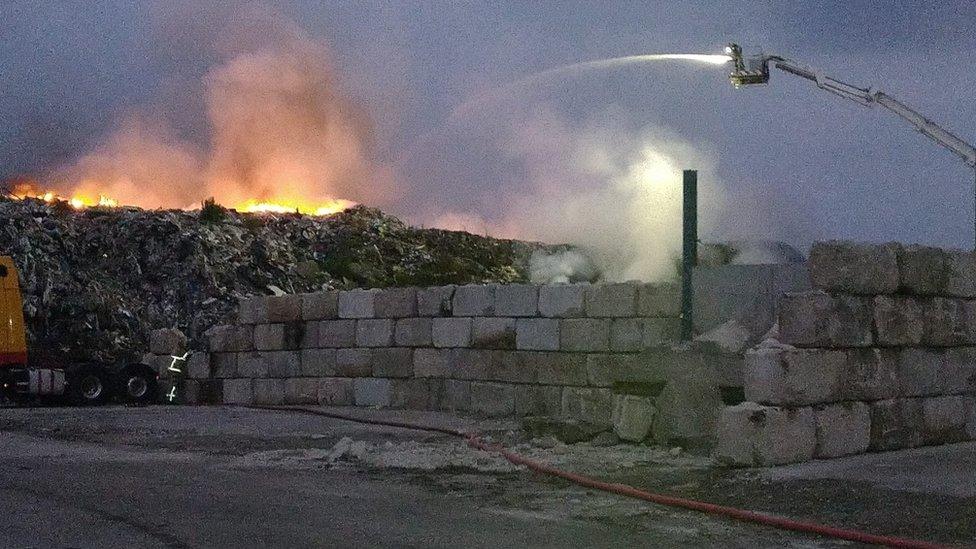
202, 282, 681, 426
719, 240, 976, 466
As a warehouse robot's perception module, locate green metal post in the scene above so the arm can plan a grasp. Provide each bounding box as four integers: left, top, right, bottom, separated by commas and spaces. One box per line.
681, 170, 698, 341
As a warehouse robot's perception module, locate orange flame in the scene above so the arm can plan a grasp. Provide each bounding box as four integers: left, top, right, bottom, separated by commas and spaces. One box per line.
8, 181, 118, 210
235, 198, 355, 216
6, 179, 354, 216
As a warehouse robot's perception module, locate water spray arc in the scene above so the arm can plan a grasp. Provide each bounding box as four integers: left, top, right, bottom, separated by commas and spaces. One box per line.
725, 43, 976, 248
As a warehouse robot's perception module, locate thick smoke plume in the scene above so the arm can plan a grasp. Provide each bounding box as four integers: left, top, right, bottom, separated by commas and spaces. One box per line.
446, 108, 726, 283
50, 5, 382, 210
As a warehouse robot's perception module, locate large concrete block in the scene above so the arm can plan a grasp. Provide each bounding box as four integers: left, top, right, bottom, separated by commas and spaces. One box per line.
413, 348, 452, 378
452, 285, 495, 316
713, 403, 816, 466
612, 394, 655, 442
778, 291, 873, 348
212, 353, 239, 378
873, 296, 923, 346
609, 319, 642, 352
391, 379, 433, 409
374, 287, 418, 318
494, 284, 539, 317
899, 245, 976, 298
394, 318, 432, 347
562, 388, 613, 425
266, 294, 302, 322
637, 283, 680, 317
300, 348, 337, 376
222, 378, 253, 405
584, 354, 639, 388
942, 347, 976, 394
300, 321, 319, 349
356, 319, 394, 347
809, 240, 900, 294
469, 382, 516, 417
921, 297, 972, 346
559, 318, 610, 352
371, 347, 413, 378
538, 285, 585, 317
238, 296, 269, 324
921, 396, 973, 444
845, 348, 900, 401
898, 348, 949, 397
149, 328, 187, 355
354, 378, 392, 407
585, 283, 638, 317
642, 318, 681, 348
471, 317, 516, 349
533, 352, 587, 386
417, 285, 455, 316
318, 377, 355, 406
338, 289, 376, 319
206, 325, 253, 352
335, 348, 372, 377
485, 351, 535, 383
869, 398, 924, 451
432, 317, 472, 348
301, 292, 339, 320
452, 349, 493, 381
813, 402, 870, 458
264, 294, 299, 324
515, 318, 559, 351
253, 379, 285, 405
283, 378, 320, 404
254, 323, 286, 351
437, 380, 471, 412
186, 352, 210, 379
265, 351, 301, 378
235, 352, 265, 378
743, 348, 846, 406
514, 385, 562, 417
317, 320, 357, 348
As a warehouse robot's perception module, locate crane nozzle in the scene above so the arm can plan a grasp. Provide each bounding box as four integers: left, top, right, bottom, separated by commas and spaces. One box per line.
726, 43, 770, 88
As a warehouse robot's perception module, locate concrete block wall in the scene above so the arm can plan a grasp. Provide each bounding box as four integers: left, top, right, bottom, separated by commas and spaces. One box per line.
185, 283, 681, 426
715, 241, 976, 466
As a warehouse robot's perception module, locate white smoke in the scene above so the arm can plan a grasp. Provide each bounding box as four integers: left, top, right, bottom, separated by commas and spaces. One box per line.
492, 108, 725, 282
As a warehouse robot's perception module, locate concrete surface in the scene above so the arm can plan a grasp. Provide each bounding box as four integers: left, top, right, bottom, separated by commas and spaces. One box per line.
1, 405, 972, 548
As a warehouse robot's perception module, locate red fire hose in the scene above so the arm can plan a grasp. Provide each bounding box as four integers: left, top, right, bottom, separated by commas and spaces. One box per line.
245, 405, 949, 549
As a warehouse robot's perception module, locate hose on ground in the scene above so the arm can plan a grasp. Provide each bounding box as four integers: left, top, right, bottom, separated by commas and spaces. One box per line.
244, 404, 948, 549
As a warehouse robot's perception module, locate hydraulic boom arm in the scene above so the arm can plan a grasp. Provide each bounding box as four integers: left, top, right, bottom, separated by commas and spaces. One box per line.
726, 42, 976, 247
767, 55, 976, 168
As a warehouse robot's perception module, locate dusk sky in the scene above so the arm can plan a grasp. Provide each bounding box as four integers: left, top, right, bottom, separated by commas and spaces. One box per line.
3, 1, 976, 255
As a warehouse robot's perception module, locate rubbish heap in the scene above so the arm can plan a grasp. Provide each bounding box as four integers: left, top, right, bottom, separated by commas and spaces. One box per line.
0, 197, 547, 365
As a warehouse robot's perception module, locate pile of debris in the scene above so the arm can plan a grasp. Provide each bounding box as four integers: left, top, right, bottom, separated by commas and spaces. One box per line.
0, 197, 548, 365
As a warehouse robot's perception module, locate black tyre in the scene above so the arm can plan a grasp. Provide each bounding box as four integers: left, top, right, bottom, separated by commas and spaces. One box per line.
115, 364, 159, 405
67, 365, 111, 406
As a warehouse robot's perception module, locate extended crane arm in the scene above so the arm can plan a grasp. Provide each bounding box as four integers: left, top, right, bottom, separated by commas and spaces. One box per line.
726, 44, 976, 168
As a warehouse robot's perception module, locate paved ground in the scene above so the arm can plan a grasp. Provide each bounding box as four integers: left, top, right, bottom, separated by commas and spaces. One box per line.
0, 405, 972, 548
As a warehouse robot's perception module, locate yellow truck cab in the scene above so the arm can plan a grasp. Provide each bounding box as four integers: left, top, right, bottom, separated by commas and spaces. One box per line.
0, 256, 159, 405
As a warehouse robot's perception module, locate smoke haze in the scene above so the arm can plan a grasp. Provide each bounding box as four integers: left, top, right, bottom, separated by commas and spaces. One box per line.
48, 4, 386, 210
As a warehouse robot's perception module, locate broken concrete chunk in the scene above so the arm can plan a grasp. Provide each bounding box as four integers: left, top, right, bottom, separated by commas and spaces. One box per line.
612, 394, 655, 442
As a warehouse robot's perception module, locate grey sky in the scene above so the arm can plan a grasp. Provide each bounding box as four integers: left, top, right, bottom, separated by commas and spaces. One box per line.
2, 1, 975, 250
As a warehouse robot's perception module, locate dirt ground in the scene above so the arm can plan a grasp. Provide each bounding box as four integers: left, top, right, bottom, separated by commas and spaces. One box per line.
0, 405, 971, 548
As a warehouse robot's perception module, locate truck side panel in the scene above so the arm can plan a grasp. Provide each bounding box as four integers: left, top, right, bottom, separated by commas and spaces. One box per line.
0, 256, 28, 366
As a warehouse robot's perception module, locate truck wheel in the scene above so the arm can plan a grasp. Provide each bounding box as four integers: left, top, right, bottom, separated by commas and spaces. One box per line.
67, 366, 110, 406
117, 364, 159, 405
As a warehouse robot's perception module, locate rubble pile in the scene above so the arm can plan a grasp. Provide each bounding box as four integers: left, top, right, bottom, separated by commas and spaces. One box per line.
0, 197, 543, 365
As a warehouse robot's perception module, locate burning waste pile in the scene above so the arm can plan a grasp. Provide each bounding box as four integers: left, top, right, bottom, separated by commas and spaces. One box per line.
0, 194, 556, 366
